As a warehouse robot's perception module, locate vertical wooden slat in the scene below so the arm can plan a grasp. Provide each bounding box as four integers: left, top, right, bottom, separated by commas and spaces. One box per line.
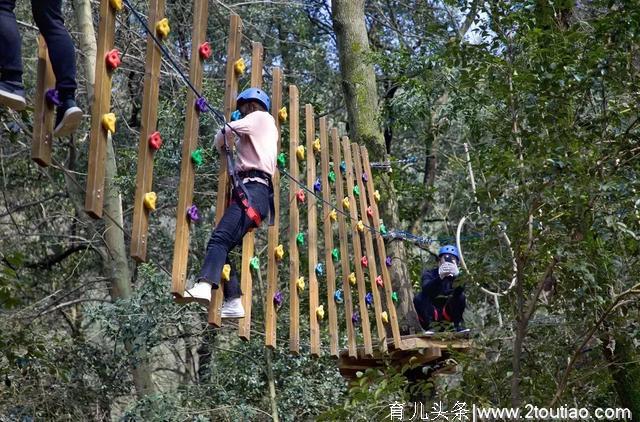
319, 118, 338, 357
306, 105, 321, 357
288, 85, 301, 354
171, 0, 209, 299
264, 67, 283, 348
238, 42, 264, 340
332, 129, 356, 358
342, 137, 373, 358
352, 144, 386, 352
32, 36, 55, 167
85, 0, 117, 219
209, 14, 242, 327
361, 147, 403, 349
130, 0, 165, 262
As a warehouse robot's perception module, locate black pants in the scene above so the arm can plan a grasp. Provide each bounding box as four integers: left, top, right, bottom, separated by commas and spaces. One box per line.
0, 0, 77, 95
413, 288, 466, 330
198, 182, 270, 300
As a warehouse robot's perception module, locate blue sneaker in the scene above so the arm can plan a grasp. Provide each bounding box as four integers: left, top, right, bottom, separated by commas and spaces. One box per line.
54, 98, 83, 137
0, 81, 26, 111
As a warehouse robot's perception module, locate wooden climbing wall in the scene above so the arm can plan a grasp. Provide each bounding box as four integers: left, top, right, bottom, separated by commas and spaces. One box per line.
32, 36, 55, 167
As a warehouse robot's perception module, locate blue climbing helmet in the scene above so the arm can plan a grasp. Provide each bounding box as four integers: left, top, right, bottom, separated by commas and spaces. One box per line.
236, 87, 270, 111
438, 245, 460, 261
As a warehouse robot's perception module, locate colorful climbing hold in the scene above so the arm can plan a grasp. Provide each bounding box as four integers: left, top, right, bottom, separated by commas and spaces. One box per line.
366, 206, 374, 219
375, 275, 383, 287
148, 131, 162, 151
273, 290, 284, 307
234, 57, 246, 75
221, 264, 231, 282
45, 89, 60, 107
191, 148, 204, 168
143, 192, 157, 211
277, 153, 286, 169
328, 170, 336, 183
362, 172, 369, 183
296, 145, 306, 161
365, 292, 373, 306
313, 138, 321, 153
278, 106, 288, 123
105, 49, 121, 71
275, 244, 285, 260
334, 289, 344, 304
250, 256, 260, 271
315, 263, 324, 277
329, 209, 337, 222
296, 189, 306, 203
187, 204, 200, 222
296, 232, 305, 246
361, 256, 369, 268
348, 272, 356, 285
331, 248, 340, 261
385, 256, 392, 267
352, 311, 360, 325
195, 97, 208, 113
374, 190, 381, 203
342, 197, 350, 210
296, 276, 305, 292
155, 18, 170, 39
392, 291, 398, 303
357, 220, 365, 232
101, 113, 116, 133
198, 42, 212, 60
316, 305, 325, 320
313, 178, 322, 192
353, 185, 360, 196
340, 161, 347, 173
109, 0, 123, 11
231, 109, 242, 121
381, 311, 389, 323
379, 223, 388, 235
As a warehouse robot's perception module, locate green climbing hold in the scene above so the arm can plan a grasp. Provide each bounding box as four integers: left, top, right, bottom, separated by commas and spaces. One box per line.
392, 291, 398, 303
191, 148, 204, 168
296, 232, 305, 246
331, 248, 339, 261
379, 223, 387, 235
277, 152, 286, 169
250, 256, 260, 271
353, 185, 360, 196
328, 170, 336, 183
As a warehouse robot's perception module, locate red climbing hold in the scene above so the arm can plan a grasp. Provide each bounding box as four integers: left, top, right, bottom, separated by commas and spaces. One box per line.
375, 275, 383, 287
199, 42, 212, 60
148, 131, 162, 150
296, 189, 306, 203
361, 256, 368, 268
366, 206, 374, 218
105, 49, 121, 71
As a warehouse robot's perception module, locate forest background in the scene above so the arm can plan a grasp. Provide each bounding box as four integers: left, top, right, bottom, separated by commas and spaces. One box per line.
1, 0, 639, 420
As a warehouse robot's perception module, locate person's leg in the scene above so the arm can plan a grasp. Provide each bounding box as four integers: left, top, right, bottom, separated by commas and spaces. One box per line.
223, 260, 242, 300
0, 0, 26, 110
445, 288, 468, 332
413, 293, 435, 332
31, 0, 82, 136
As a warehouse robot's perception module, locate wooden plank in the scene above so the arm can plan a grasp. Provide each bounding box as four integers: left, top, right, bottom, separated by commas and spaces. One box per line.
342, 137, 373, 358
171, 0, 209, 299
361, 148, 403, 350
351, 144, 386, 352
209, 14, 242, 327
306, 104, 320, 357
31, 36, 55, 167
332, 128, 357, 358
288, 85, 301, 354
130, 0, 165, 262
319, 118, 338, 357
238, 42, 264, 340
85, 0, 117, 219
264, 67, 283, 348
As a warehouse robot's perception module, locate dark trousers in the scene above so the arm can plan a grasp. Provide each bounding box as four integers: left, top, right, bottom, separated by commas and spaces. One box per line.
414, 288, 466, 330
198, 182, 270, 300
0, 0, 77, 95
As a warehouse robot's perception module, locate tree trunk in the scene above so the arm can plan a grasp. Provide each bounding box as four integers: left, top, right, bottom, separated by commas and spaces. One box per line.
331, 0, 420, 332
603, 328, 640, 415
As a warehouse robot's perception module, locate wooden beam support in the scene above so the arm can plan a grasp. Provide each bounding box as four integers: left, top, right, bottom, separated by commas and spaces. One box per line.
32, 36, 55, 167
288, 86, 301, 354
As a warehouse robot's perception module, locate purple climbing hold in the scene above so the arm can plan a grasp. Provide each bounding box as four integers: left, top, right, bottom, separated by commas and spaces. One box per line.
313, 178, 322, 192
187, 205, 200, 222
362, 172, 368, 183
45, 89, 61, 107
195, 97, 208, 113
385, 256, 392, 267
352, 311, 360, 325
273, 290, 284, 307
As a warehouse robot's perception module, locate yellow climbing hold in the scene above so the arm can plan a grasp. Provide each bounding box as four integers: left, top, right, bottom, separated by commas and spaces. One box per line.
381, 311, 389, 323
275, 244, 285, 260
357, 220, 365, 232
143, 192, 157, 211
221, 264, 231, 282
329, 209, 337, 222
278, 106, 288, 123
342, 197, 350, 210
348, 272, 356, 285
155, 18, 170, 39
234, 57, 246, 75
313, 138, 321, 153
109, 0, 123, 11
374, 190, 381, 203
101, 113, 116, 133
296, 145, 306, 161
296, 276, 305, 292
316, 305, 325, 320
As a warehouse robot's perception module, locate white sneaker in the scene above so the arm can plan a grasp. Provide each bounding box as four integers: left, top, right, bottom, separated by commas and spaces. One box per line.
221, 297, 245, 318
423, 329, 435, 336
183, 281, 212, 306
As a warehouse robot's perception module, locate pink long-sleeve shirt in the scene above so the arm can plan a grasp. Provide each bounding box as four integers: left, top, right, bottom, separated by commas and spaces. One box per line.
214, 110, 278, 178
